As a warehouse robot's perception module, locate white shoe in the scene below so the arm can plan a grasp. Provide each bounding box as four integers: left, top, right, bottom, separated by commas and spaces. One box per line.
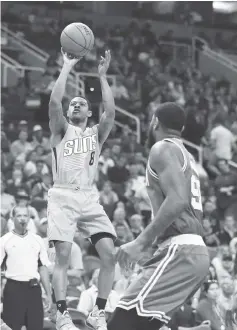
86, 305, 107, 330
56, 310, 79, 330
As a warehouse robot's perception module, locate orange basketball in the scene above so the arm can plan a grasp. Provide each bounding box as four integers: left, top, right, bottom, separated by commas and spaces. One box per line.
60, 22, 94, 57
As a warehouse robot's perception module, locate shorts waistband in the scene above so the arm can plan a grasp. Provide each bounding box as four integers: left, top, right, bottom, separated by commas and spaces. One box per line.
158, 234, 205, 249
53, 184, 93, 191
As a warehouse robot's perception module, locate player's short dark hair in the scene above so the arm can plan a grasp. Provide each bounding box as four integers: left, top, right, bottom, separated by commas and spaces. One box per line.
155, 102, 186, 132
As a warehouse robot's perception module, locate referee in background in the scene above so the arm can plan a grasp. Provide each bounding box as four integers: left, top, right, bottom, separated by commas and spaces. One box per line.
0, 206, 52, 330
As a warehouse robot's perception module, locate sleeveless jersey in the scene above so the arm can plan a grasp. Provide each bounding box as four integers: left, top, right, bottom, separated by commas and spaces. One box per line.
52, 124, 100, 188
146, 138, 204, 243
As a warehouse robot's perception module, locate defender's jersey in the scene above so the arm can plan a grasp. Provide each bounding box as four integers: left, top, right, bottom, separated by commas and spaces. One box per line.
52, 124, 100, 188
146, 138, 204, 243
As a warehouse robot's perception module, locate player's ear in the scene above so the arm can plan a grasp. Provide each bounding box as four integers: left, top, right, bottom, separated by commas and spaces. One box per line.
88, 111, 92, 118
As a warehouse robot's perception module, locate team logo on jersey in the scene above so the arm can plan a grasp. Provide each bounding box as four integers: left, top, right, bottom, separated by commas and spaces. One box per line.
63, 134, 97, 157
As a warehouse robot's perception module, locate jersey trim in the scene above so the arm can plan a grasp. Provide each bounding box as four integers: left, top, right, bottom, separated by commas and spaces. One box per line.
147, 138, 187, 180
163, 138, 187, 172
52, 147, 58, 173
147, 161, 159, 181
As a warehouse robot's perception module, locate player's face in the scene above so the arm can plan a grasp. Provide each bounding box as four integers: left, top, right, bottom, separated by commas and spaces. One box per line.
67, 97, 92, 121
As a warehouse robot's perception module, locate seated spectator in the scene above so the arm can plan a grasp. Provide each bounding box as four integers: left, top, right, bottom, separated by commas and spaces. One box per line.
196, 280, 224, 330
1, 178, 15, 217
100, 181, 118, 219
114, 223, 134, 246
31, 173, 52, 201
10, 130, 32, 160
212, 245, 234, 283
98, 148, 115, 176
218, 278, 235, 313
6, 168, 26, 196
31, 125, 50, 152
218, 214, 237, 246
210, 113, 236, 161
107, 155, 130, 196
111, 76, 129, 101
215, 159, 237, 217
203, 218, 220, 248
128, 214, 144, 238
77, 269, 120, 320
24, 150, 49, 178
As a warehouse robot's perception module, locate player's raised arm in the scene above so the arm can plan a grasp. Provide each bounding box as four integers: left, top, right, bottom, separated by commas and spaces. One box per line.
136, 142, 189, 249
49, 50, 80, 135
98, 50, 115, 146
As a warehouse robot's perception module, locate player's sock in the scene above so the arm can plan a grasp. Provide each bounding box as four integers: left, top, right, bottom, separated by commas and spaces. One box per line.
95, 297, 107, 310
56, 300, 67, 314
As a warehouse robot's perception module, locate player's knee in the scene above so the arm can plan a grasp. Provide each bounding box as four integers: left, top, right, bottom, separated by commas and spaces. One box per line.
55, 241, 72, 266
100, 248, 116, 268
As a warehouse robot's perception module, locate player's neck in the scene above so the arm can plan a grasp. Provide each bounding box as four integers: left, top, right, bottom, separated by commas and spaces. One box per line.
161, 129, 181, 141
69, 119, 87, 131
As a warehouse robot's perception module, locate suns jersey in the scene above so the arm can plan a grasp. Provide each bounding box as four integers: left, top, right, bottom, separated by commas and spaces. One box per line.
51, 124, 100, 188
146, 138, 204, 243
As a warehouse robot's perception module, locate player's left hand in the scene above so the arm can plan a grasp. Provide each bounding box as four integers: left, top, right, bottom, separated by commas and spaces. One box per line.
98, 50, 111, 76
116, 240, 144, 270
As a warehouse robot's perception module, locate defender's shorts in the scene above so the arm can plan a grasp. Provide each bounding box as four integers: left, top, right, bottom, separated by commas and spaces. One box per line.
117, 234, 210, 324
47, 186, 117, 243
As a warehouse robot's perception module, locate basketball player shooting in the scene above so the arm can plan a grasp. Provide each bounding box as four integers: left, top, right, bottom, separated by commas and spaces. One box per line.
108, 103, 210, 330
48, 49, 117, 330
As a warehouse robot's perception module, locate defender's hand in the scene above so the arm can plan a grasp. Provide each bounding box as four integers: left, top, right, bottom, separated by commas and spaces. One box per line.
116, 240, 143, 270
61, 48, 81, 68
98, 50, 111, 77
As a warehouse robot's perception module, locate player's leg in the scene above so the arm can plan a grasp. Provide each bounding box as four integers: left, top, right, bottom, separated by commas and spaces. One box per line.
93, 234, 116, 305
53, 241, 72, 310
47, 188, 78, 329
80, 198, 117, 329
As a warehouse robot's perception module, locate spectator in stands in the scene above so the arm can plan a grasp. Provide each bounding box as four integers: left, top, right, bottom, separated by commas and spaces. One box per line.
111, 76, 129, 101
108, 155, 130, 196
77, 268, 120, 321
218, 214, 237, 246
218, 277, 235, 313
1, 178, 15, 218
31, 173, 52, 201
114, 224, 133, 246
210, 113, 236, 162
10, 130, 32, 160
203, 218, 220, 247
212, 245, 234, 283
100, 181, 119, 219
99, 148, 115, 176
6, 168, 25, 195
31, 125, 50, 152
196, 280, 224, 330
215, 159, 237, 216
128, 214, 144, 239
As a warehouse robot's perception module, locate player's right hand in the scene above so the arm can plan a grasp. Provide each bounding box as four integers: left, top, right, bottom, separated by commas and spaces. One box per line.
61, 48, 81, 67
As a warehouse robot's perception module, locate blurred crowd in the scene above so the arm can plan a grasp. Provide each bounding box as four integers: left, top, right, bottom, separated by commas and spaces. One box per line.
1, 9, 237, 330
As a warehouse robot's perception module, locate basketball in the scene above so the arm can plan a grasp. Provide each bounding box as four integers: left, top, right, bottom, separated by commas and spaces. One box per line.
60, 22, 94, 57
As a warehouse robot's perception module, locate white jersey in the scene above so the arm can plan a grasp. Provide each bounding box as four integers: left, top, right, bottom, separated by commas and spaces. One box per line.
52, 124, 100, 188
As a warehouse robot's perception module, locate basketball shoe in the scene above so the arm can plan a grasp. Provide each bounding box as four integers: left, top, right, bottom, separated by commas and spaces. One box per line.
56, 310, 79, 330
86, 305, 107, 330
